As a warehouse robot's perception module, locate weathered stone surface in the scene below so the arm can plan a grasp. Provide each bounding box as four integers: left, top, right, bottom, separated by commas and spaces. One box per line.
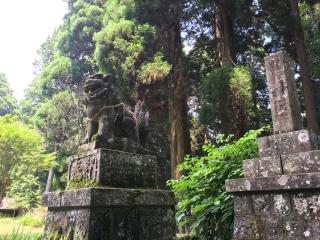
61, 188, 92, 207
282, 216, 304, 240
45, 208, 91, 239
227, 51, 320, 240
291, 192, 320, 217
243, 156, 282, 178
43, 188, 176, 240
234, 194, 253, 215
42, 192, 61, 208
258, 130, 320, 157
252, 194, 270, 215
226, 172, 320, 192
271, 193, 291, 216
92, 188, 175, 207
232, 191, 320, 239
265, 51, 303, 134
233, 215, 257, 240
68, 149, 158, 188
259, 217, 284, 240
43, 188, 175, 208
80, 74, 150, 154
282, 150, 320, 175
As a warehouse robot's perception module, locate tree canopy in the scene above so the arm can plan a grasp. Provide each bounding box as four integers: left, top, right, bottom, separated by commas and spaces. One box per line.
0, 73, 16, 116
0, 115, 55, 199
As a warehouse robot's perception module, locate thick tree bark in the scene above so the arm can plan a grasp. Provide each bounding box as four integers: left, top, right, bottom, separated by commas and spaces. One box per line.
289, 0, 320, 134
167, 3, 191, 180
214, 1, 236, 67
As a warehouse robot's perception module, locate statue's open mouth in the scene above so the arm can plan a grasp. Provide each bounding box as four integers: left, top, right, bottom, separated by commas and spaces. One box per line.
84, 80, 103, 95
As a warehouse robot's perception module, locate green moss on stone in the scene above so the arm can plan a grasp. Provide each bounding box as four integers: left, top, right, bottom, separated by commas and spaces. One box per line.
66, 178, 98, 190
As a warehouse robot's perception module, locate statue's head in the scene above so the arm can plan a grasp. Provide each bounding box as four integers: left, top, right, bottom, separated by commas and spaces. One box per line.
83, 73, 115, 100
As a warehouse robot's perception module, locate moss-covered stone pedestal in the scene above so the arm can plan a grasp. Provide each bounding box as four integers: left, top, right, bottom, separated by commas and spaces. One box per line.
43, 149, 176, 240
226, 130, 320, 239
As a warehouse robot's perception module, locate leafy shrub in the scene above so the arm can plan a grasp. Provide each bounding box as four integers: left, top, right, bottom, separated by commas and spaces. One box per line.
169, 128, 264, 239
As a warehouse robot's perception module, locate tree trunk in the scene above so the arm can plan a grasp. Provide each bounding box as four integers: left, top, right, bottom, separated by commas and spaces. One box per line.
289, 0, 320, 134
214, 1, 236, 67
45, 168, 54, 193
167, 2, 191, 180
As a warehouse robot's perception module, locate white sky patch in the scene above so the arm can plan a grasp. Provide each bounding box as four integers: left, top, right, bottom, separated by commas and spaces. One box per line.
0, 0, 67, 100
183, 44, 193, 55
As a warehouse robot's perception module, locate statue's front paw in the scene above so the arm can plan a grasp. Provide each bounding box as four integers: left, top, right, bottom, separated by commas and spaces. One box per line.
81, 137, 89, 145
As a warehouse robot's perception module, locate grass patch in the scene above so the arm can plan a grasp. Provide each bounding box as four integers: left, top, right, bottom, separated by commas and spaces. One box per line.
0, 227, 42, 240
0, 208, 45, 237
18, 213, 44, 227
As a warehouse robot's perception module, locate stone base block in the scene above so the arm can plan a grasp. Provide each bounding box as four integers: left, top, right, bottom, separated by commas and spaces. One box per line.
258, 130, 320, 157
233, 190, 320, 240
282, 150, 320, 175
243, 156, 282, 178
68, 149, 157, 188
244, 150, 320, 178
43, 188, 176, 240
226, 172, 320, 192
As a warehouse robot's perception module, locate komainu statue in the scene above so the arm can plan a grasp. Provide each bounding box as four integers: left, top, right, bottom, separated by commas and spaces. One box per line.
81, 73, 150, 153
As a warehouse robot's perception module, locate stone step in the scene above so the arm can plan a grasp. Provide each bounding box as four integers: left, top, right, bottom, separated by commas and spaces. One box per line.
282, 150, 320, 175
244, 150, 320, 178
243, 156, 282, 178
226, 172, 320, 193
258, 129, 320, 157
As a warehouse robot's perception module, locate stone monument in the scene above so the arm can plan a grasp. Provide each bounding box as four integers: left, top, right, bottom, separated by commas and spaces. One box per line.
226, 51, 320, 239
43, 74, 176, 239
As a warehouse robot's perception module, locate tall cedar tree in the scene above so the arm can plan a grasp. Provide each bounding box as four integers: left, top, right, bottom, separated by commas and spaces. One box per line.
166, 2, 191, 179
289, 0, 319, 134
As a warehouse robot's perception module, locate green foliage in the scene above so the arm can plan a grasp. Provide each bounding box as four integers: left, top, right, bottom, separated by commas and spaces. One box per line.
39, 55, 74, 94
138, 52, 172, 84
18, 213, 44, 228
94, 0, 170, 99
0, 115, 55, 199
34, 90, 83, 153
169, 128, 264, 239
201, 66, 254, 137
7, 166, 42, 209
0, 73, 16, 116
57, 0, 104, 76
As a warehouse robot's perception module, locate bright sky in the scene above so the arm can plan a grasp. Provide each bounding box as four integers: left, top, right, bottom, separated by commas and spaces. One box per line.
0, 0, 68, 100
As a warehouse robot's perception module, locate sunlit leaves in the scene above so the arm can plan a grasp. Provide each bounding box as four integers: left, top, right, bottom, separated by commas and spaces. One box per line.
169, 128, 264, 239
0, 73, 16, 116
0, 115, 55, 198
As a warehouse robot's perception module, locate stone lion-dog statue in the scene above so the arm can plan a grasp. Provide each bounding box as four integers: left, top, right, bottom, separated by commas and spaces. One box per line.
81, 73, 150, 153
